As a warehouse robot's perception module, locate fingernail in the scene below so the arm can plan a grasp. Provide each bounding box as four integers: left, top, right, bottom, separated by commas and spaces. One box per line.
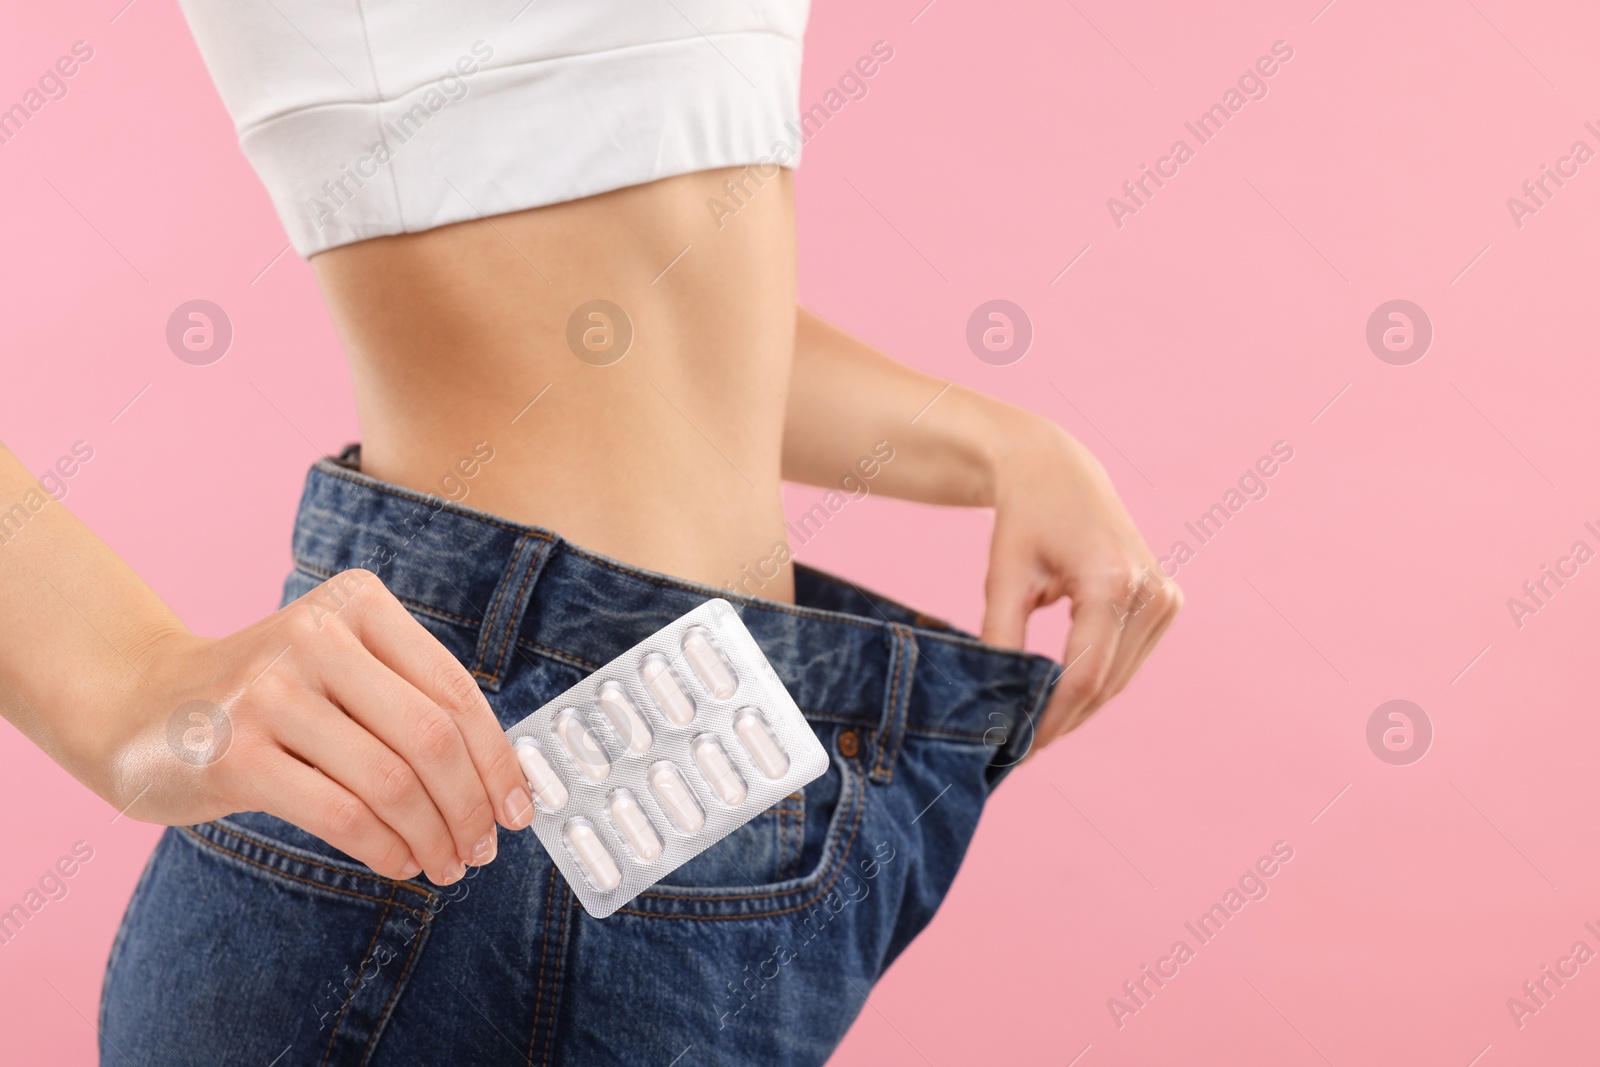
505, 786, 534, 829
399, 857, 421, 879
434, 860, 465, 886
469, 832, 496, 866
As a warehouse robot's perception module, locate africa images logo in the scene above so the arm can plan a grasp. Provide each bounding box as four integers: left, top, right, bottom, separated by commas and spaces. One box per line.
165, 700, 232, 767
1106, 40, 1296, 229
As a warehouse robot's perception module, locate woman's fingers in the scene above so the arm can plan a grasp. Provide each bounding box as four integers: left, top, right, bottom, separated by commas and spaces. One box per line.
252, 751, 420, 882
348, 581, 533, 834
1097, 569, 1182, 704
982, 548, 1144, 749
319, 638, 501, 876
275, 692, 466, 886
980, 555, 1040, 650
134, 569, 533, 886
1038, 587, 1124, 745
1037, 559, 1178, 746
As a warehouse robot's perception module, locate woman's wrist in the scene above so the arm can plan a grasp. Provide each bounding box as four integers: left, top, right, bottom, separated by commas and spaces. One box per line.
55, 620, 196, 807
946, 387, 1068, 510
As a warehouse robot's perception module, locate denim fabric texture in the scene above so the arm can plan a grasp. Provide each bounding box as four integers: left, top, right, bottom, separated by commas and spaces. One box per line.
100, 453, 1060, 1066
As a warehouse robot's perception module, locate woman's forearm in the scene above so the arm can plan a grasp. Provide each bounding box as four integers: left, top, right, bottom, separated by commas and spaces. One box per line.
784, 308, 1179, 746
784, 307, 1051, 508
0, 442, 188, 795
0, 438, 535, 885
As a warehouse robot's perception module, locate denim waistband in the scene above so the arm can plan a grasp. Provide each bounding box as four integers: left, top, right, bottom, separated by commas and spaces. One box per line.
289, 454, 1060, 778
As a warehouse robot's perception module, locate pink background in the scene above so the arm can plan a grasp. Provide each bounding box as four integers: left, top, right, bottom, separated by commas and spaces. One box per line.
3, 0, 1597, 1063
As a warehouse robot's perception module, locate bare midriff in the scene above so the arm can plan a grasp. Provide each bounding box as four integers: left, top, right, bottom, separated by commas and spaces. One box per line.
312, 166, 798, 602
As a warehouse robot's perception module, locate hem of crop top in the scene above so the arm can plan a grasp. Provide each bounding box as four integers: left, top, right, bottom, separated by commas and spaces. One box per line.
236, 31, 805, 257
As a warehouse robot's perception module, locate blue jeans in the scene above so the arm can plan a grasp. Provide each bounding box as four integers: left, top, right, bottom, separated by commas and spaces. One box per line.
100, 454, 1059, 1066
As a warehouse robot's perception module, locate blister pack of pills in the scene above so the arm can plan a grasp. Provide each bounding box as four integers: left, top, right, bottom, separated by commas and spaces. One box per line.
505, 598, 830, 918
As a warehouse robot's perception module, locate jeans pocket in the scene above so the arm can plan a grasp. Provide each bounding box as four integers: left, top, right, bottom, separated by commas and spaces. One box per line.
652, 791, 806, 888
619, 725, 867, 920
102, 820, 445, 1067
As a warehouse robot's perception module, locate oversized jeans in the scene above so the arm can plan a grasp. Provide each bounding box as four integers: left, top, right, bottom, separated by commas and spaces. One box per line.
100, 454, 1060, 1066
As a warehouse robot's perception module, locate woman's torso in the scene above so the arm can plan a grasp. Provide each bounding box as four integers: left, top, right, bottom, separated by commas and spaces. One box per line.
178, 0, 812, 598
313, 167, 799, 599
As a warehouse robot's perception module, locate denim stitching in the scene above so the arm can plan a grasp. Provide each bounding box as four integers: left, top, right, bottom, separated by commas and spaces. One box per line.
541, 881, 574, 1067
358, 904, 433, 1065
471, 545, 522, 688
576, 547, 888, 636
793, 794, 807, 879
874, 626, 917, 785
888, 634, 917, 777
293, 561, 482, 628
179, 827, 432, 920
791, 709, 991, 744
790, 795, 805, 880
493, 542, 542, 682
319, 893, 393, 1067
315, 462, 549, 540
872, 629, 904, 782
207, 819, 440, 905
529, 864, 558, 1066
301, 486, 1037, 745
301, 573, 1000, 741
189, 822, 434, 905
632, 759, 857, 902
621, 755, 864, 915
874, 641, 900, 778
774, 803, 789, 882
778, 794, 805, 880
615, 781, 863, 919
294, 559, 601, 674
784, 802, 796, 879
315, 489, 905, 645
515, 640, 603, 672
797, 565, 949, 634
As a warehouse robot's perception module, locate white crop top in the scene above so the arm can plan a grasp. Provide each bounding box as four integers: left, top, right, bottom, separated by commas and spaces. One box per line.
178, 1, 809, 256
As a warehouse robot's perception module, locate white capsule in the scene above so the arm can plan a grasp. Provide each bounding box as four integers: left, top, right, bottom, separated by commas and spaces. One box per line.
733, 708, 790, 780
607, 789, 663, 862
648, 761, 705, 834
692, 735, 747, 807
513, 738, 569, 811
639, 655, 695, 725
596, 683, 653, 755
555, 710, 611, 783
563, 820, 621, 891
682, 627, 738, 700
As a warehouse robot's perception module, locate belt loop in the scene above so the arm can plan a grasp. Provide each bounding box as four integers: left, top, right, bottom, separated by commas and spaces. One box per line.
870, 623, 917, 785
469, 534, 552, 692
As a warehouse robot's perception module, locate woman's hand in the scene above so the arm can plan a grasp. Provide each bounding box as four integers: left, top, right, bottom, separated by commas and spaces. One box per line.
979, 417, 1182, 752
102, 569, 533, 886
782, 308, 1178, 752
